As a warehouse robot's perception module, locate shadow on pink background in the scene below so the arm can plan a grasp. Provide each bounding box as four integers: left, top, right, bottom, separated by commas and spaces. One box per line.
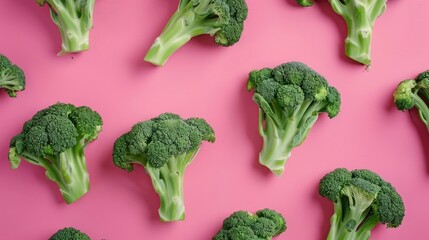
1, 0, 429, 239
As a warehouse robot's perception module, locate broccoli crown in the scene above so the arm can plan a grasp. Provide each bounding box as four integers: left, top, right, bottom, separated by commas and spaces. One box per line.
248, 62, 341, 118
9, 103, 103, 168
213, 209, 286, 240
213, 0, 248, 46
113, 113, 215, 171
49, 227, 91, 240
0, 54, 26, 97
393, 80, 417, 111
319, 168, 405, 228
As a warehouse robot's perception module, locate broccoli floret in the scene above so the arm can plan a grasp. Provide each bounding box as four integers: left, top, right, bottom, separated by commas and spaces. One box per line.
248, 62, 341, 175
49, 227, 91, 240
112, 113, 215, 221
394, 71, 429, 132
213, 209, 286, 240
36, 0, 96, 55
8, 103, 103, 204
0, 54, 25, 97
297, 0, 387, 65
144, 0, 248, 66
319, 168, 405, 240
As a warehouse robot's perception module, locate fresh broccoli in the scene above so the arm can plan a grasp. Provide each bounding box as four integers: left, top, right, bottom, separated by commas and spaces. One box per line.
144, 0, 248, 66
319, 168, 405, 240
8, 103, 103, 204
0, 54, 25, 97
247, 62, 341, 175
296, 0, 387, 65
394, 71, 429, 132
49, 227, 91, 240
112, 113, 215, 221
213, 209, 286, 240
36, 0, 96, 55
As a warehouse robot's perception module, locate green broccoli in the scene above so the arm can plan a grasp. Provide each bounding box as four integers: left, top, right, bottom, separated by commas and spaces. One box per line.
0, 54, 25, 97
36, 0, 96, 55
112, 113, 215, 221
296, 0, 387, 65
394, 70, 429, 132
49, 227, 91, 240
319, 168, 405, 240
247, 62, 341, 175
144, 0, 248, 66
213, 209, 286, 240
8, 103, 103, 204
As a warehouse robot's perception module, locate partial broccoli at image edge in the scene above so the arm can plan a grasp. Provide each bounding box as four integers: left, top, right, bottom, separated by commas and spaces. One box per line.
36, 0, 96, 55
247, 62, 341, 176
213, 209, 286, 240
394, 70, 429, 132
112, 113, 215, 222
8, 103, 103, 204
319, 168, 405, 240
144, 0, 248, 66
0, 54, 25, 97
50, 227, 91, 240
296, 0, 387, 65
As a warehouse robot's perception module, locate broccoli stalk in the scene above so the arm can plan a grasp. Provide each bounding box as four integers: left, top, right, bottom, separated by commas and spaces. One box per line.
36, 0, 96, 55
144, 0, 248, 66
319, 168, 405, 240
0, 54, 26, 97
248, 62, 341, 175
113, 113, 215, 221
8, 103, 103, 204
297, 0, 387, 65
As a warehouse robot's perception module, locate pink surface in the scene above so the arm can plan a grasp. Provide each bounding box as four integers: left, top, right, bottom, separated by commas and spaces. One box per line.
1, 0, 429, 239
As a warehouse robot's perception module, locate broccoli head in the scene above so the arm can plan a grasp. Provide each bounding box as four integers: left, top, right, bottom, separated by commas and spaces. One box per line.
296, 0, 387, 65
319, 168, 405, 240
0, 54, 25, 97
8, 103, 103, 204
144, 0, 248, 66
36, 0, 96, 55
247, 62, 341, 175
112, 113, 215, 221
49, 227, 91, 240
394, 71, 429, 132
213, 209, 286, 240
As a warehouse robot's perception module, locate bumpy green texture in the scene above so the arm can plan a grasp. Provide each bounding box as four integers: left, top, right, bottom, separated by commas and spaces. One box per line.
36, 0, 96, 55
144, 0, 248, 66
0, 54, 25, 97
49, 227, 91, 240
213, 209, 286, 240
112, 113, 215, 222
8, 103, 103, 204
247, 62, 341, 175
319, 168, 405, 240
296, 0, 387, 65
394, 71, 429, 133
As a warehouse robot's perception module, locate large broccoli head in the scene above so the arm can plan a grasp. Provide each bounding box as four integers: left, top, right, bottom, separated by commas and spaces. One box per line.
213, 209, 286, 240
49, 227, 91, 240
247, 62, 341, 175
0, 54, 26, 97
9, 103, 103, 204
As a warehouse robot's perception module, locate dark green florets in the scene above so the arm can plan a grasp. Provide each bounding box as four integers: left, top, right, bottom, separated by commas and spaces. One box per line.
0, 54, 26, 97
393, 80, 417, 111
49, 227, 91, 240
214, 209, 286, 240
214, 0, 248, 46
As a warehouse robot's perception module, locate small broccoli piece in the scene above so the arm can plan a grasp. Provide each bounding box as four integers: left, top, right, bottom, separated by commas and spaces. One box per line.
8, 103, 103, 204
0, 54, 25, 97
248, 62, 341, 175
144, 0, 248, 66
49, 227, 91, 240
36, 0, 96, 55
394, 71, 429, 132
319, 168, 405, 240
213, 209, 286, 240
297, 0, 387, 65
112, 113, 215, 221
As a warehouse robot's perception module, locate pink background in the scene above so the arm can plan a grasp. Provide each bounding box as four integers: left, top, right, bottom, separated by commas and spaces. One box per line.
1, 0, 429, 239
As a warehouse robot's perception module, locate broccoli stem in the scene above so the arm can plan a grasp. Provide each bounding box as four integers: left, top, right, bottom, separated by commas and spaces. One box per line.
412, 93, 429, 132
146, 148, 200, 221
